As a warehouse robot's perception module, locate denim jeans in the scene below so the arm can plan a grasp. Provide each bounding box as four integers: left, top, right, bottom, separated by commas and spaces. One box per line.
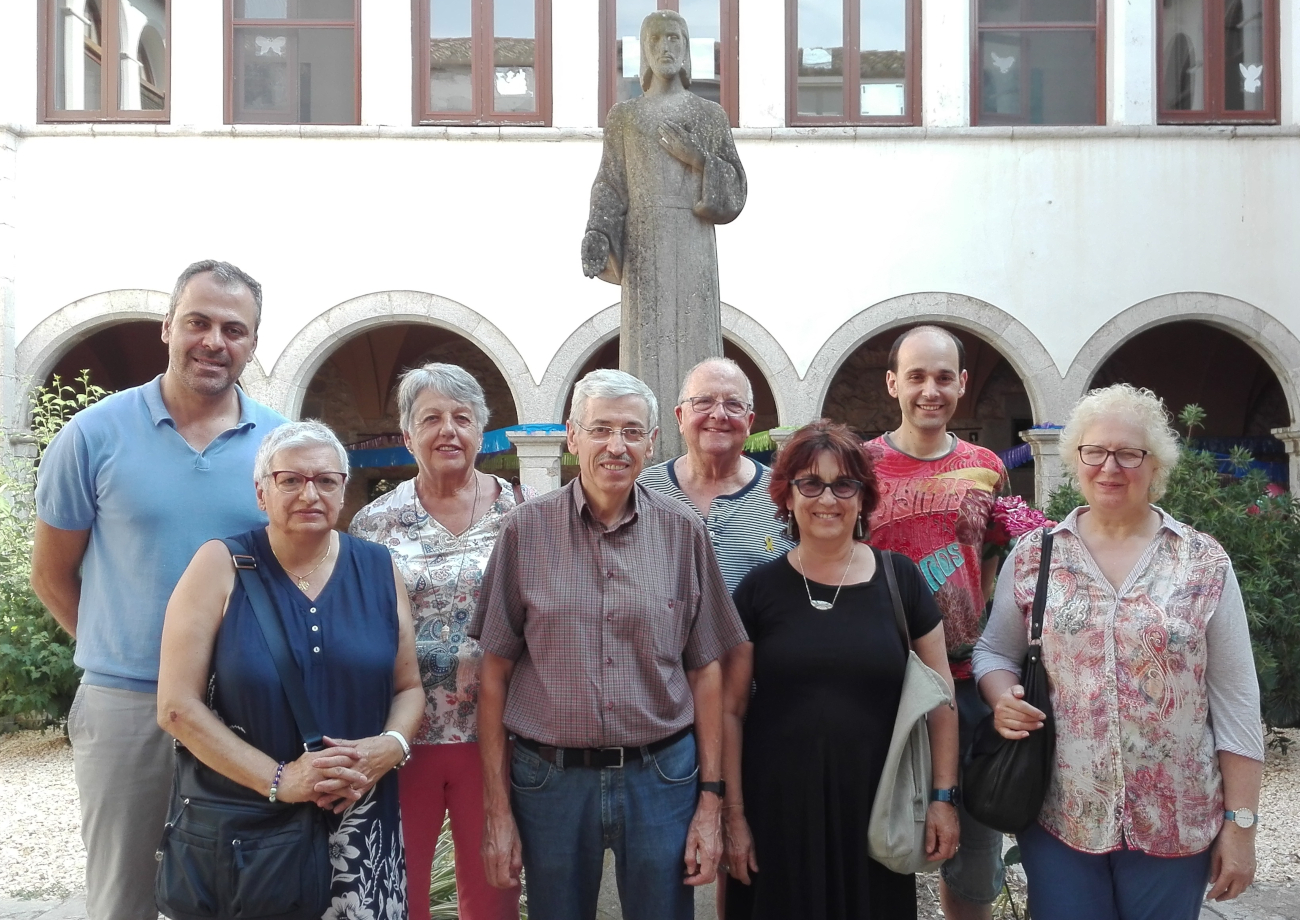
510, 731, 699, 920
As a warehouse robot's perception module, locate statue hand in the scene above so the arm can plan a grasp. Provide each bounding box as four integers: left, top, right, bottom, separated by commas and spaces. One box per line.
659, 121, 706, 171
581, 230, 610, 278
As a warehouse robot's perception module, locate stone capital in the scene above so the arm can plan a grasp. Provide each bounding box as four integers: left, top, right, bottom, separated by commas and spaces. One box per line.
505, 430, 569, 494
1270, 427, 1300, 498
1019, 427, 1066, 508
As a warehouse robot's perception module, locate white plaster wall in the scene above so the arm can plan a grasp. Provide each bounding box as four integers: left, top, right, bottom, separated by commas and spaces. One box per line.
921, 0, 970, 127
737, 0, 785, 128
1109, 0, 1156, 125
0, 2, 39, 126
361, 1, 413, 126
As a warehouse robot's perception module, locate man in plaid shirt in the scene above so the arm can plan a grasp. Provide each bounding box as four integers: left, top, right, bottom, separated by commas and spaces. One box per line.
471, 368, 748, 920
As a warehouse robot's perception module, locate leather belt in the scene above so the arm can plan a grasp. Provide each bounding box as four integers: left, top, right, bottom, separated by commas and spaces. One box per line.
515, 726, 692, 769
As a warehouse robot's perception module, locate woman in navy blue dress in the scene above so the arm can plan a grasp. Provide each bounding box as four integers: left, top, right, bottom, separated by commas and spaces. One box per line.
159, 421, 424, 919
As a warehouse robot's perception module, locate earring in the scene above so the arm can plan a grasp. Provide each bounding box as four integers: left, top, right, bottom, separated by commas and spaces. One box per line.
784, 516, 799, 541
853, 514, 865, 541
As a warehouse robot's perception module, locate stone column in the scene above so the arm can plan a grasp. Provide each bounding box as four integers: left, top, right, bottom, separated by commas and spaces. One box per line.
505, 430, 568, 495
1271, 427, 1300, 498
1019, 427, 1065, 509
768, 426, 797, 452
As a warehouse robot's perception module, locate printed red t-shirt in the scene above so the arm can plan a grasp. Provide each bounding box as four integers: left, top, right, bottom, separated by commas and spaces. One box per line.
866, 434, 1007, 677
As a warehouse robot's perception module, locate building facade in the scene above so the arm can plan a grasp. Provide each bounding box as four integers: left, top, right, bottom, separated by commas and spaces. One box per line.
2, 0, 1298, 511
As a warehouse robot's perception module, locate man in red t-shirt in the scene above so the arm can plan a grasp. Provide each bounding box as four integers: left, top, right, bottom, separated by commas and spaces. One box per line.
866, 325, 1008, 920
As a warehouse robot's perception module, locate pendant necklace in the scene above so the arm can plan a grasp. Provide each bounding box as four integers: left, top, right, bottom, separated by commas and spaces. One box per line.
278, 532, 335, 591
423, 473, 481, 640
798, 543, 856, 611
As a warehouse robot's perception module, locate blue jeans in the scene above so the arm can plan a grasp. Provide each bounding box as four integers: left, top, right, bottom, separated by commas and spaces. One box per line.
510, 731, 699, 920
1017, 820, 1213, 920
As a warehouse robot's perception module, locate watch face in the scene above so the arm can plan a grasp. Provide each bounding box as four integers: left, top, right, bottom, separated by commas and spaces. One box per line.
1233, 808, 1255, 829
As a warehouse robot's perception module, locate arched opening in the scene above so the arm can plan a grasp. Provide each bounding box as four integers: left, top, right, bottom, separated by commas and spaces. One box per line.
45, 320, 167, 393
300, 323, 520, 527
1089, 321, 1289, 482
821, 326, 1036, 499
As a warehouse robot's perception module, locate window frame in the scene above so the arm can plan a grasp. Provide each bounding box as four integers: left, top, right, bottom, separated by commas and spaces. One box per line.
599, 0, 739, 127
39, 0, 172, 123
1157, 0, 1279, 124
970, 0, 1106, 127
413, 0, 553, 126
224, 0, 362, 126
785, 0, 921, 127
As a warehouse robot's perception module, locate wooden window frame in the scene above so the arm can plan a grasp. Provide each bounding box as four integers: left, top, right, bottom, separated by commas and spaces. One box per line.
39, 0, 171, 123
598, 0, 739, 127
225, 0, 362, 126
785, 0, 921, 127
970, 0, 1106, 127
414, 0, 553, 126
1157, 0, 1279, 124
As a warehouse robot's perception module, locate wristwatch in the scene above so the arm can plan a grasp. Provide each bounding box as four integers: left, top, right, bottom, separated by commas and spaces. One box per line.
1224, 808, 1260, 829
698, 780, 726, 799
930, 787, 962, 809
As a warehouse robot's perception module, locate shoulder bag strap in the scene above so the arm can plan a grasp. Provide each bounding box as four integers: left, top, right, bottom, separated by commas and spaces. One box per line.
880, 549, 912, 649
1029, 527, 1055, 645
220, 537, 325, 752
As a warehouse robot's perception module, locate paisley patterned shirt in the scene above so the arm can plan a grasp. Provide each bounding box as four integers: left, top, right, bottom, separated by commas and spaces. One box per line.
349, 475, 532, 745
974, 507, 1264, 856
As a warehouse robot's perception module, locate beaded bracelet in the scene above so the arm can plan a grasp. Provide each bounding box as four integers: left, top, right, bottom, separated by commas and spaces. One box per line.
268, 761, 286, 803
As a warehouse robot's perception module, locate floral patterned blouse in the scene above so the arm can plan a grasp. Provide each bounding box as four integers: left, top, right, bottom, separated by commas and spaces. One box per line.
973, 507, 1264, 856
349, 475, 532, 745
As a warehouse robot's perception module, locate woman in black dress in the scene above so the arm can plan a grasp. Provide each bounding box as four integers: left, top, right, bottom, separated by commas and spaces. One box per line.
721, 420, 960, 920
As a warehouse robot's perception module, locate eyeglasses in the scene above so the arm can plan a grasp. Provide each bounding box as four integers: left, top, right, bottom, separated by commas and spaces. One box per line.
270, 471, 347, 494
791, 477, 865, 499
571, 422, 650, 444
1077, 446, 1149, 469
681, 396, 751, 418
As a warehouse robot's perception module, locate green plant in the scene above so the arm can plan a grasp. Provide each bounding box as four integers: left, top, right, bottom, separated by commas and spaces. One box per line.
428, 817, 528, 919
1045, 403, 1300, 731
0, 371, 108, 727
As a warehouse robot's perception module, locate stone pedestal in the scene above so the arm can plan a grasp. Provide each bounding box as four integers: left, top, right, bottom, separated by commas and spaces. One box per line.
768, 426, 797, 453
1270, 427, 1300, 498
505, 430, 568, 495
1019, 428, 1065, 509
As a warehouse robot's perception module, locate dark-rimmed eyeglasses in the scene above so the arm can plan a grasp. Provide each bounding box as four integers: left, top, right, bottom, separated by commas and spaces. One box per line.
571, 422, 650, 444
791, 477, 865, 499
270, 471, 347, 494
680, 396, 751, 418
1077, 446, 1149, 469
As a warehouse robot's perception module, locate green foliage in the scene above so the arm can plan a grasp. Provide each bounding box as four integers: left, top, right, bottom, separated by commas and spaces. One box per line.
0, 372, 107, 727
1045, 403, 1300, 730
429, 817, 528, 918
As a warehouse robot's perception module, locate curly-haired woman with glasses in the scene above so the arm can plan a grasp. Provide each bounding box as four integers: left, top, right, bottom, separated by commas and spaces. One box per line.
720, 420, 960, 920
973, 384, 1265, 920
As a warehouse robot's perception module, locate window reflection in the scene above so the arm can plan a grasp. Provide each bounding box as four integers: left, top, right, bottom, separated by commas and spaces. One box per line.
54, 0, 102, 111
1161, 0, 1204, 111
494, 0, 537, 114
1224, 0, 1265, 111
231, 1, 357, 124
429, 0, 474, 112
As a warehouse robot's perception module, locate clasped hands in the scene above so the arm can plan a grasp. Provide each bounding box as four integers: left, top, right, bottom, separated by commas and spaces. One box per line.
272, 733, 406, 813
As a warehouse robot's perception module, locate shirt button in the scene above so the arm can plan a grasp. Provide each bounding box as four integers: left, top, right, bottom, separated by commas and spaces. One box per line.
313, 647, 321, 653
309, 607, 317, 614
607, 702, 614, 710
606, 614, 613, 622
311, 625, 319, 632
606, 657, 613, 665
606, 570, 614, 578
667, 601, 675, 609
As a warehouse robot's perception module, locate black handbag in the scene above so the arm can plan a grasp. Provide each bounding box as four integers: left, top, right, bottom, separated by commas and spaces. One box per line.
962, 528, 1056, 835
155, 538, 332, 920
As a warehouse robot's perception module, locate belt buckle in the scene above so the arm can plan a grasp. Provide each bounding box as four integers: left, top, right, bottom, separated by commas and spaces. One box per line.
600, 747, 624, 768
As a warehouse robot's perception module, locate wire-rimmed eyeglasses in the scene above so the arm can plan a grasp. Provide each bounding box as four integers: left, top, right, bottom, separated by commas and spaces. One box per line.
1077, 446, 1149, 469
791, 477, 865, 499
571, 422, 650, 444
269, 471, 347, 494
680, 396, 751, 417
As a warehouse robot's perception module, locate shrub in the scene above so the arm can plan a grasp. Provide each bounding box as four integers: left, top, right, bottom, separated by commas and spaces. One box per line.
0, 372, 108, 727
1045, 404, 1300, 731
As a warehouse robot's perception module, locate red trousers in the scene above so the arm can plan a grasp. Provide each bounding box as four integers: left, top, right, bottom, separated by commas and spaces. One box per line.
401, 741, 521, 920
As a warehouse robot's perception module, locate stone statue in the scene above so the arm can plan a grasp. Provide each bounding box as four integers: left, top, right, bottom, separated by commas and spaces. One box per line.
582, 10, 747, 457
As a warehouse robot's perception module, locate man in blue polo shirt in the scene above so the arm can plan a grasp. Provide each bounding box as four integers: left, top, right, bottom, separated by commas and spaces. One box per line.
31, 260, 285, 920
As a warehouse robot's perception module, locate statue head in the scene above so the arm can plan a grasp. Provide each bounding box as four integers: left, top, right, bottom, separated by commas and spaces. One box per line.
640, 10, 692, 91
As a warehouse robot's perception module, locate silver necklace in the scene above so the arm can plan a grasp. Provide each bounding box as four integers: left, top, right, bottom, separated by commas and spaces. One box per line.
798, 543, 856, 611
422, 473, 481, 640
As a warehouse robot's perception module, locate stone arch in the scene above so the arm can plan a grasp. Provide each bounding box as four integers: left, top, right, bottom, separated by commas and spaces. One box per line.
267, 291, 535, 421
535, 303, 801, 424
14, 288, 270, 411
1062, 293, 1300, 427
805, 293, 1067, 425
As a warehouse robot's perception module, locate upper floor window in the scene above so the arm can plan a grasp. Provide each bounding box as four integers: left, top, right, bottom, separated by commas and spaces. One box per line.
1159, 0, 1279, 123
418, 0, 552, 125
787, 0, 919, 126
600, 1, 738, 126
974, 0, 1104, 126
226, 0, 360, 125
41, 0, 169, 122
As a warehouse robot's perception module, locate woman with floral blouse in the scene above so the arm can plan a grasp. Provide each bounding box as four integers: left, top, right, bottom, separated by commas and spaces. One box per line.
351, 363, 529, 920
973, 384, 1264, 920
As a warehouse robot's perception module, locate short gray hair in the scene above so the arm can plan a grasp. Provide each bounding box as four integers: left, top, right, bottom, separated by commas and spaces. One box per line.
169, 260, 263, 330
570, 368, 658, 430
1060, 383, 1181, 501
678, 357, 754, 405
397, 363, 490, 434
254, 420, 350, 482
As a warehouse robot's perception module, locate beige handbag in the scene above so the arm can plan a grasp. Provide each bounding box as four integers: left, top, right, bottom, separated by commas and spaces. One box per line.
868, 550, 955, 875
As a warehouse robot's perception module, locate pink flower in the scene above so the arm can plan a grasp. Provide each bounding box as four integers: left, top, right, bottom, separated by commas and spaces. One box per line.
989, 495, 1056, 545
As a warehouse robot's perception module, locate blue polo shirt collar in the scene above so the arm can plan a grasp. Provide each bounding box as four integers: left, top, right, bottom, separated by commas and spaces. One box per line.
142, 374, 260, 432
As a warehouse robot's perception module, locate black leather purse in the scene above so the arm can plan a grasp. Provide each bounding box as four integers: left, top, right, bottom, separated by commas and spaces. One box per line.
963, 528, 1056, 835
155, 538, 332, 920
